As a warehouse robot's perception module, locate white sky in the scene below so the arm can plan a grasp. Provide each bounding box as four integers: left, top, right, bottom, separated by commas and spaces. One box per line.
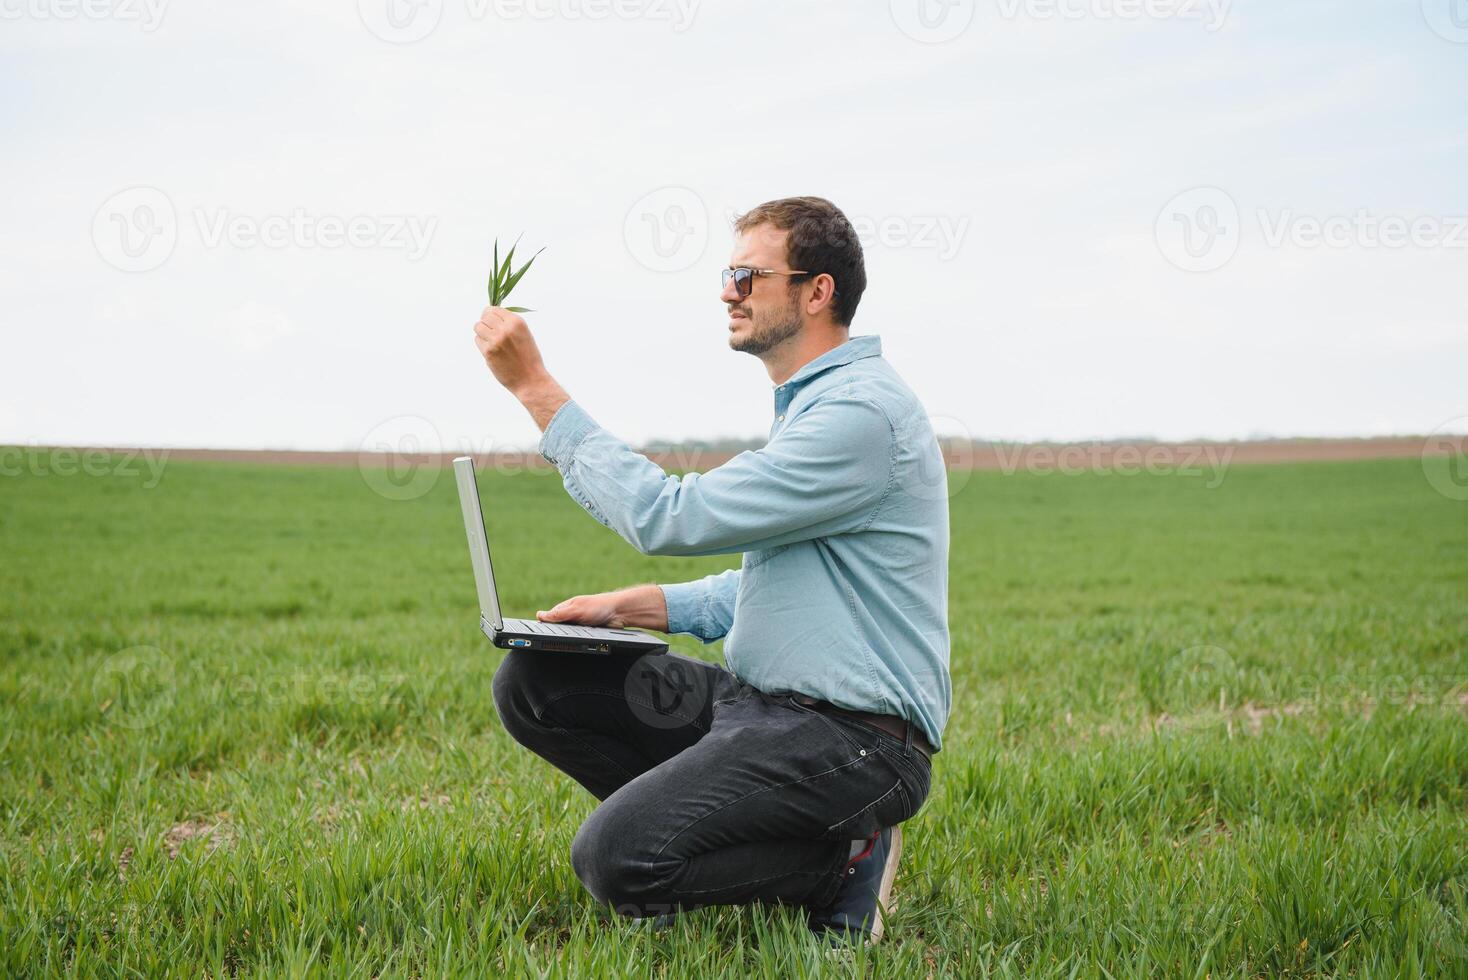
3, 0, 1466, 452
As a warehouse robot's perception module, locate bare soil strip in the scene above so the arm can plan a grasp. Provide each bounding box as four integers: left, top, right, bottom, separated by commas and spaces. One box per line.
28, 437, 1452, 470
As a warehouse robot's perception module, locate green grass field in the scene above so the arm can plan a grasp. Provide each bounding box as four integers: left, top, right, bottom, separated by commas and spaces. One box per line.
2, 452, 1465, 977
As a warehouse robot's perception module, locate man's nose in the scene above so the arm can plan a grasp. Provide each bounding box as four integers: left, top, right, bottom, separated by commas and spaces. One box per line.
720, 276, 742, 303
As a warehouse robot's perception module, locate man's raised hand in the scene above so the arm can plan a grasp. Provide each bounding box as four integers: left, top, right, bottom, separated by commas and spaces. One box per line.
473, 306, 571, 430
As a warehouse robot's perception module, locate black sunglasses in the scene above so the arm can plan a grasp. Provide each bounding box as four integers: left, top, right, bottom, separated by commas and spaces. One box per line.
721, 267, 813, 299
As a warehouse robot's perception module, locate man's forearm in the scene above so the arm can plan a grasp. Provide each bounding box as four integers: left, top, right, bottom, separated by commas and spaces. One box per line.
613, 584, 669, 632
513, 374, 572, 432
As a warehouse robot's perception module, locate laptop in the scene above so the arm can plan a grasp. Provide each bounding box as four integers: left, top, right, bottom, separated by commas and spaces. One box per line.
453, 456, 669, 655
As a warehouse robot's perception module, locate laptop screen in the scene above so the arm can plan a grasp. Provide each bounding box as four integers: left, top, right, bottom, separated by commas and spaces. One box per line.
453, 457, 504, 631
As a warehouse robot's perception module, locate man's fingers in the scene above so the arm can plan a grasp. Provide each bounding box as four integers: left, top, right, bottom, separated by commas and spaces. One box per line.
537, 598, 576, 622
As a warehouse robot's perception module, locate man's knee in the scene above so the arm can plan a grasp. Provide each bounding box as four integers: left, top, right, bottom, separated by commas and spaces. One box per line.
571, 805, 675, 915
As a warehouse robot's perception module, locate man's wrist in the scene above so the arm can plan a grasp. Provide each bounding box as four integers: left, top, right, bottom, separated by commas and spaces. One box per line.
513, 374, 571, 431
615, 584, 669, 632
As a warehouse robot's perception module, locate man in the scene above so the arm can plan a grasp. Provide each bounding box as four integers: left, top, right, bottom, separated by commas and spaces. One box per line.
473, 196, 950, 946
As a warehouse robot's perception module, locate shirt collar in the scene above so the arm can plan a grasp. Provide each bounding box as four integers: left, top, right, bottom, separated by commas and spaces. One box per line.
781, 335, 882, 390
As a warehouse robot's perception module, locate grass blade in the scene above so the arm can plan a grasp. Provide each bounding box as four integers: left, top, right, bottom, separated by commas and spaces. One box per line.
500, 248, 544, 300
490, 239, 501, 303
487, 235, 542, 309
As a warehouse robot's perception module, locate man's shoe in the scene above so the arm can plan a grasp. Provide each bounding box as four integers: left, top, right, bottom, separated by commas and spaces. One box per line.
808, 825, 903, 945
632, 912, 675, 932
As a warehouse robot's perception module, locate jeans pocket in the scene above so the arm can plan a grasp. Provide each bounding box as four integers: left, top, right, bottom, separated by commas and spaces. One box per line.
825, 774, 913, 839
892, 751, 927, 809
787, 699, 882, 759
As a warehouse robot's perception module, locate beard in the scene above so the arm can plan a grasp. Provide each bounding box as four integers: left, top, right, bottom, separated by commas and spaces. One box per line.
729, 289, 803, 355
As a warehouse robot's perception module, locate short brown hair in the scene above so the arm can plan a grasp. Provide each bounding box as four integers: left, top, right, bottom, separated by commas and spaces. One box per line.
733, 196, 867, 326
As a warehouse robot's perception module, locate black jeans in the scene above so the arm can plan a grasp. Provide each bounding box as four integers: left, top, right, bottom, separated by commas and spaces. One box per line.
491, 648, 933, 917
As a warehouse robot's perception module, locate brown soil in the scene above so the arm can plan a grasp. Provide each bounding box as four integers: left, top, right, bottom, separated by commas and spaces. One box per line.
51, 436, 1454, 471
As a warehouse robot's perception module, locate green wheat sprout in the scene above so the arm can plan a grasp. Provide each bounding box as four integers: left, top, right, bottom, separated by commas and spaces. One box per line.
488, 236, 544, 313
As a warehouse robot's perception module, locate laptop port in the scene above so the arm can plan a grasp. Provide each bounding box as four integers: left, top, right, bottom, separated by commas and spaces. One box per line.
508, 639, 531, 648
596, 643, 611, 653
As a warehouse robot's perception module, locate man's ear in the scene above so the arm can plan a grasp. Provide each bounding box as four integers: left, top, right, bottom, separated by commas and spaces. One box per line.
805, 272, 838, 317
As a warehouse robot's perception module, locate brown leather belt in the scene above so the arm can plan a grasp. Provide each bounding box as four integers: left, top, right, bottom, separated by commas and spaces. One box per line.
791, 694, 935, 760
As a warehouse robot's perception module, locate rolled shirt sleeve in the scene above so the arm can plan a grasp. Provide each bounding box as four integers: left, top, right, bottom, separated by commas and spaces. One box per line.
659, 569, 740, 643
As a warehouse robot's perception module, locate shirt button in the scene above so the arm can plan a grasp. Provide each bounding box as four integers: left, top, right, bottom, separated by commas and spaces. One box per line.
777, 414, 785, 422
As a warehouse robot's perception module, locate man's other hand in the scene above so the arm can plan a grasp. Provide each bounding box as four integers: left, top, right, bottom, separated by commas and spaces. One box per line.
537, 585, 669, 632
538, 593, 623, 627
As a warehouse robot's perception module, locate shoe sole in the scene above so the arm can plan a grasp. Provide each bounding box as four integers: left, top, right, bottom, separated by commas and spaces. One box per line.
870, 825, 902, 944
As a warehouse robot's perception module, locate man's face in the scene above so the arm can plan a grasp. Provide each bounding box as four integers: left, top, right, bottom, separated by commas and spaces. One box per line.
721, 226, 805, 356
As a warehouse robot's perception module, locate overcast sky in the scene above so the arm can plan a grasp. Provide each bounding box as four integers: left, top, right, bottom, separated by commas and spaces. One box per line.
3, 0, 1466, 453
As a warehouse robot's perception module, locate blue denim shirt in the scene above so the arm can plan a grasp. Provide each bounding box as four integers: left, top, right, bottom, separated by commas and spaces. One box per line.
538, 335, 951, 750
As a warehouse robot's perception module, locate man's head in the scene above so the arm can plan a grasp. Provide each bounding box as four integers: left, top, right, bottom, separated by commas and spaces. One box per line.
722, 197, 867, 358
